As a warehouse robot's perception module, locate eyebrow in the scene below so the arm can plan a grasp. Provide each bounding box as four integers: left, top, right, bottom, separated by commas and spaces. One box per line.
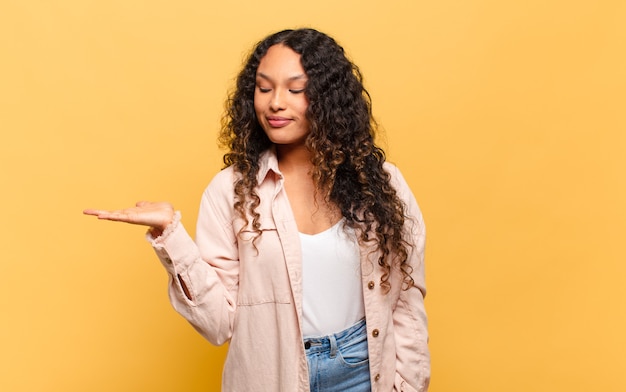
256, 72, 307, 82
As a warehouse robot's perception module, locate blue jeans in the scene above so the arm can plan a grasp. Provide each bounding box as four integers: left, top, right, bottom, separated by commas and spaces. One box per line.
304, 319, 371, 392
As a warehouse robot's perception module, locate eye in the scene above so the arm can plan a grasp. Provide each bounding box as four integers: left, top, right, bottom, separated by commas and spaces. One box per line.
257, 86, 271, 93
289, 89, 305, 94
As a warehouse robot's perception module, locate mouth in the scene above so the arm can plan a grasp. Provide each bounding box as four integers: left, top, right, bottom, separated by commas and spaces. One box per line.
266, 116, 292, 128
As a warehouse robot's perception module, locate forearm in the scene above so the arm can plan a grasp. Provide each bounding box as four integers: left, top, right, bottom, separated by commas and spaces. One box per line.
149, 217, 238, 345
393, 285, 430, 392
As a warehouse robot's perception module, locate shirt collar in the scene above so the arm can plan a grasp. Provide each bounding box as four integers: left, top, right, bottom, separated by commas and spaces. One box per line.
256, 147, 282, 184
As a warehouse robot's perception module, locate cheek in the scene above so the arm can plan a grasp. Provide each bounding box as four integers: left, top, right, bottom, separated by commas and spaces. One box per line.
253, 96, 264, 120
297, 98, 309, 116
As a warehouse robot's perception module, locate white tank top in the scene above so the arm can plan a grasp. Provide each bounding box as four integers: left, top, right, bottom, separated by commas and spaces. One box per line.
299, 220, 365, 337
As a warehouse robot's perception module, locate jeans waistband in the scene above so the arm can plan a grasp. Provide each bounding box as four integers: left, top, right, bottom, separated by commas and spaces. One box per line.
303, 318, 367, 354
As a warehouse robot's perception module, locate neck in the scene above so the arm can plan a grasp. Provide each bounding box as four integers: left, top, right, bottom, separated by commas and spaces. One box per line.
275, 143, 313, 174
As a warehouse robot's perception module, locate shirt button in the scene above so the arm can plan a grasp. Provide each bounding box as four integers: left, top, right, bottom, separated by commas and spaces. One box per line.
367, 281, 375, 290
374, 373, 381, 382
372, 329, 379, 337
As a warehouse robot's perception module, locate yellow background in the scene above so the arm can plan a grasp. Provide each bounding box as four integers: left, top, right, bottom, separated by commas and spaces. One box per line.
1, 0, 624, 391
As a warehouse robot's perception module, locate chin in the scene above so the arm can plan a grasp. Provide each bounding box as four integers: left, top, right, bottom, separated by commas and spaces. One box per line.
264, 131, 309, 147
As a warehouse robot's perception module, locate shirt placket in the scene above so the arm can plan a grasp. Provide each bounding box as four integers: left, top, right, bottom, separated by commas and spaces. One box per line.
269, 172, 310, 390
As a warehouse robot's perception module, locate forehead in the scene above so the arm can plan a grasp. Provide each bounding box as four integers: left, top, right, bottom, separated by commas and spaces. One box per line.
256, 44, 306, 78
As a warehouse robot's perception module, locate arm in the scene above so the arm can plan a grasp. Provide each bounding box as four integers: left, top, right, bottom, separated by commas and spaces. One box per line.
149, 183, 239, 345
393, 252, 430, 392
83, 175, 240, 345
387, 165, 431, 392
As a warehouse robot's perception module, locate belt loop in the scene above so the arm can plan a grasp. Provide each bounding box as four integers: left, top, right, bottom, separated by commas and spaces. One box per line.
329, 335, 338, 358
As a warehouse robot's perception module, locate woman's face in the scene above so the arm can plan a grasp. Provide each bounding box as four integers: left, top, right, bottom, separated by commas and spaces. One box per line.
254, 44, 310, 148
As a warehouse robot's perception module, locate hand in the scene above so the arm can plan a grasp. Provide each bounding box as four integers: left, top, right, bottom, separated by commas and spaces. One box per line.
83, 201, 175, 235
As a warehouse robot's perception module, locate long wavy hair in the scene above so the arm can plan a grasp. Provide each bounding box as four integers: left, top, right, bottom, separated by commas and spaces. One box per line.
219, 28, 414, 291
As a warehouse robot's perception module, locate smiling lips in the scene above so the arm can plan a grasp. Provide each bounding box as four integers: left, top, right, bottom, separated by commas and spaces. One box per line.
267, 116, 292, 128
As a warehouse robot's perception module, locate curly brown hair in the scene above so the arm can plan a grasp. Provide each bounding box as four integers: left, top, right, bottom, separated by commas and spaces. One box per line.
219, 28, 414, 292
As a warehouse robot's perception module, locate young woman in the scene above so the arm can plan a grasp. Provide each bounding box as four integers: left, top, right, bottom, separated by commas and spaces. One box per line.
85, 28, 430, 392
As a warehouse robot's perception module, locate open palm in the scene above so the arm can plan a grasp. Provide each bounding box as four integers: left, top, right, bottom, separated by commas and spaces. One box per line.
83, 201, 175, 232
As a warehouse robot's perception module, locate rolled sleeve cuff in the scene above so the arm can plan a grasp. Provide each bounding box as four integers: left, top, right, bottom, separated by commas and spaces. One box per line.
145, 211, 200, 273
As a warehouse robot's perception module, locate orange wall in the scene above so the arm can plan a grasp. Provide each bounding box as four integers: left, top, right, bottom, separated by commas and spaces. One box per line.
1, 1, 625, 391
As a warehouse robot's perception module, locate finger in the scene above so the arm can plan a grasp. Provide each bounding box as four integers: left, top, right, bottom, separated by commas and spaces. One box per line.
95, 210, 141, 223
83, 208, 128, 221
135, 201, 150, 207
83, 209, 109, 216
101, 213, 130, 222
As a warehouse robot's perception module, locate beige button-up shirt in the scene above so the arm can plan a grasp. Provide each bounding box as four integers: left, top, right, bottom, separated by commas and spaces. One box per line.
150, 150, 430, 391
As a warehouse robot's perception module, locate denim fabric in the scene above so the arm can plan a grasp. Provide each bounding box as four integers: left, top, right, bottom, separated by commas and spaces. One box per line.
304, 318, 371, 392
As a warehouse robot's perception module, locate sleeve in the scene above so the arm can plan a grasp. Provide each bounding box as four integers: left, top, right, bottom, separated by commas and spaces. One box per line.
147, 173, 240, 346
388, 164, 431, 392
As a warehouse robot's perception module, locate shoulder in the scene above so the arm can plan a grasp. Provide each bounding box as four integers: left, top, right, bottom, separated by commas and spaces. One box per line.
195, 166, 239, 226
383, 162, 425, 223
204, 166, 237, 195
383, 161, 410, 192
383, 161, 400, 176
199, 166, 238, 214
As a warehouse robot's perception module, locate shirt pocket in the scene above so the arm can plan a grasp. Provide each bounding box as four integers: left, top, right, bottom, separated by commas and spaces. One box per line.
236, 221, 292, 306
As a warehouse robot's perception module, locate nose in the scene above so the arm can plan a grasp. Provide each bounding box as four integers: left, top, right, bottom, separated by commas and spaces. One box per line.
270, 90, 286, 111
